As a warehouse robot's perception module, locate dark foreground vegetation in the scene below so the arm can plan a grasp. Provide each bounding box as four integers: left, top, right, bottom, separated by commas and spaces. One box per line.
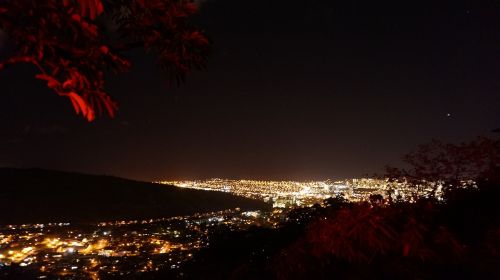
0, 168, 270, 224
136, 178, 500, 280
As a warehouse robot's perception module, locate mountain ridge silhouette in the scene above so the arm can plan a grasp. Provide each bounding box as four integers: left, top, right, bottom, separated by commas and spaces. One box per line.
0, 168, 270, 224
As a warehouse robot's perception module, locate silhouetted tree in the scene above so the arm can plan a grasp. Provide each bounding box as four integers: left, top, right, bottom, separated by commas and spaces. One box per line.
324, 194, 350, 208
0, 0, 210, 121
369, 194, 384, 205
386, 137, 500, 191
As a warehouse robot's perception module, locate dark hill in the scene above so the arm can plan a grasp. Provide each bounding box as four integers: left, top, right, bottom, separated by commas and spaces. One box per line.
0, 168, 271, 224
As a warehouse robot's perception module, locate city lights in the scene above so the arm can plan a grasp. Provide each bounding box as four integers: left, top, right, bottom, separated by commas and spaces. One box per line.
0, 177, 474, 278
0, 208, 282, 278
158, 178, 453, 207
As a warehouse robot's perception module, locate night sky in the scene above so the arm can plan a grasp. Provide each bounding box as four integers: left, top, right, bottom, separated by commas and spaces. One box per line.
1, 0, 500, 181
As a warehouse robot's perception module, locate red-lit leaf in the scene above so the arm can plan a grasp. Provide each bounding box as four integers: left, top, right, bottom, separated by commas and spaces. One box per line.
185, 31, 209, 45
77, 0, 104, 20
100, 94, 117, 118
402, 243, 411, 257
66, 92, 95, 121
71, 13, 81, 22
35, 74, 59, 89
100, 45, 109, 55
62, 79, 74, 89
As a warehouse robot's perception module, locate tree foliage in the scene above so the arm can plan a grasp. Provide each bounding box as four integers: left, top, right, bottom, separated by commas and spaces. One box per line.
0, 0, 210, 121
386, 137, 500, 186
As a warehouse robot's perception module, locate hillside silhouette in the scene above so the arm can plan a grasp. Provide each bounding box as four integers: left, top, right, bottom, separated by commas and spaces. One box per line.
0, 168, 270, 224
